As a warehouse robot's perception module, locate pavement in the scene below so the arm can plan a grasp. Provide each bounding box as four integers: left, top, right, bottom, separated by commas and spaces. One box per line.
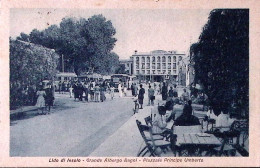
10, 85, 248, 157
10, 92, 135, 156
89, 96, 206, 157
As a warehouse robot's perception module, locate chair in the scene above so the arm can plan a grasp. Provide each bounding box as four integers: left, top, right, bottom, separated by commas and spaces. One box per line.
136, 120, 173, 157
209, 130, 239, 156
204, 120, 248, 157
144, 116, 153, 126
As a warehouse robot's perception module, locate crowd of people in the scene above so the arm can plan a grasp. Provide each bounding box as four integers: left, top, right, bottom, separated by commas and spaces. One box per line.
68, 80, 131, 102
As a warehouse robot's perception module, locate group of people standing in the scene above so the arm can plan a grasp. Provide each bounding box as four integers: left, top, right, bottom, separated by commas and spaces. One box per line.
134, 81, 192, 113
69, 81, 110, 102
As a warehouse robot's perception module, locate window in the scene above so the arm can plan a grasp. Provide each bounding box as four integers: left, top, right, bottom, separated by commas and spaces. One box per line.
152, 56, 155, 62
163, 70, 166, 74
136, 64, 139, 69
168, 56, 171, 62
146, 63, 150, 69
142, 70, 145, 74
152, 70, 155, 74
136, 70, 139, 74
147, 57, 150, 63
178, 56, 182, 61
157, 57, 161, 62
173, 56, 176, 62
162, 63, 166, 69
147, 70, 150, 74
142, 57, 145, 63
142, 63, 145, 69
168, 63, 171, 69
173, 63, 176, 69
168, 70, 171, 74
162, 56, 166, 62
152, 63, 155, 69
157, 63, 161, 69
136, 60, 139, 64
173, 70, 176, 74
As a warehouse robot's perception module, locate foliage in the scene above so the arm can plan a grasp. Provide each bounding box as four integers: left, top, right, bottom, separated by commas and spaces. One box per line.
190, 9, 249, 117
115, 64, 126, 74
10, 39, 59, 109
17, 15, 119, 75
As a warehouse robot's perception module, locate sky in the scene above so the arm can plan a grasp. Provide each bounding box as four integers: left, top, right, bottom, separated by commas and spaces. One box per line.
10, 8, 212, 59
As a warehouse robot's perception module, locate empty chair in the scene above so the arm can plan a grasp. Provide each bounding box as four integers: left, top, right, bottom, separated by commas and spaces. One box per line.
136, 120, 174, 157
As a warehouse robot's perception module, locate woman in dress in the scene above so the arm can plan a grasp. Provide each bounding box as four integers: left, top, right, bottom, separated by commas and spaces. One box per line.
36, 86, 46, 115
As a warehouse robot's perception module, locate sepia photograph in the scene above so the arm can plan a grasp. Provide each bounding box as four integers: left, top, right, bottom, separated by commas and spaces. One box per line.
9, 7, 250, 158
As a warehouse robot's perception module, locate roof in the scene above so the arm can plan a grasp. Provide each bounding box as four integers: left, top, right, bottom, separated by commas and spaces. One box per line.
56, 72, 77, 77
119, 59, 132, 63
132, 50, 186, 56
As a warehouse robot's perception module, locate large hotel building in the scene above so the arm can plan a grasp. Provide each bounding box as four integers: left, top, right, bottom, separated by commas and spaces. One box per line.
129, 50, 186, 82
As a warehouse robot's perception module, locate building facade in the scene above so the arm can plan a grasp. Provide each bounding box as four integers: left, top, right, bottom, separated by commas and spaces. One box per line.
130, 50, 186, 83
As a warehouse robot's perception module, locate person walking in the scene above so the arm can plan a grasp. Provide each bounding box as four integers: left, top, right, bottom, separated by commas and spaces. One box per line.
69, 85, 73, 98
89, 81, 94, 101
118, 83, 122, 98
78, 83, 84, 101
148, 85, 155, 106
110, 85, 115, 100
94, 84, 100, 102
45, 83, 54, 113
36, 86, 46, 115
73, 83, 79, 101
168, 86, 174, 98
84, 82, 89, 102
100, 85, 106, 102
161, 82, 168, 101
138, 84, 145, 109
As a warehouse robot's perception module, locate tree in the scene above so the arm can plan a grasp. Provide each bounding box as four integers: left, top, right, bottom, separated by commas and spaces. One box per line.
19, 15, 118, 76
190, 9, 249, 117
115, 64, 126, 74
17, 32, 30, 42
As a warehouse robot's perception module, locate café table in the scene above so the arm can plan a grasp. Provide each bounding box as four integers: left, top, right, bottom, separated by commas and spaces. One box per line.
175, 133, 222, 156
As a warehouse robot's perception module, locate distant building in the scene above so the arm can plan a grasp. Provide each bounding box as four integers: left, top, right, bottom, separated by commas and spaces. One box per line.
119, 59, 133, 75
130, 50, 186, 83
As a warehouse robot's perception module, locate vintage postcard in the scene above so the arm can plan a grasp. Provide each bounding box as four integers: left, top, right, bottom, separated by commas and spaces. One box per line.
0, 0, 259, 167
